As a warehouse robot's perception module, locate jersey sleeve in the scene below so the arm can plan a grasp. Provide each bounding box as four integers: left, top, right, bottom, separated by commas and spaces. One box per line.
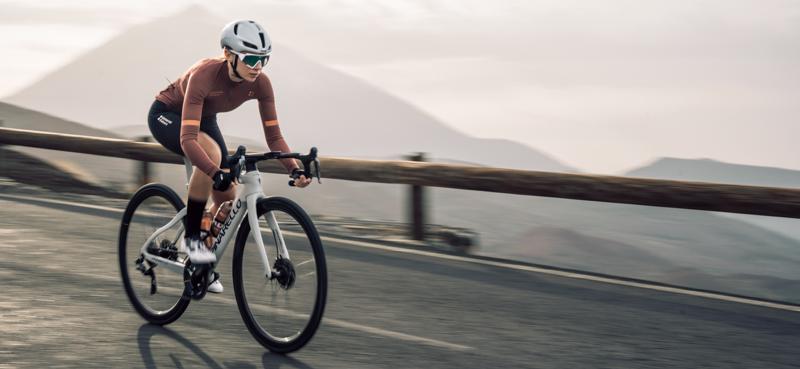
256, 74, 278, 122
179, 63, 221, 177
181, 64, 215, 121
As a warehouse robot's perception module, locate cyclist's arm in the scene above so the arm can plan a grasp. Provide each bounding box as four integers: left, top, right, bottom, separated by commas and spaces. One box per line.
262, 120, 300, 174
180, 69, 222, 177
257, 75, 300, 174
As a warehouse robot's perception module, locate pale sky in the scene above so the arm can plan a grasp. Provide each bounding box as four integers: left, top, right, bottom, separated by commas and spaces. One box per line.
1, 0, 798, 174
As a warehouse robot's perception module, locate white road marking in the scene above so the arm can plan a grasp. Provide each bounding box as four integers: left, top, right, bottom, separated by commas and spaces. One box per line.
3, 194, 799, 313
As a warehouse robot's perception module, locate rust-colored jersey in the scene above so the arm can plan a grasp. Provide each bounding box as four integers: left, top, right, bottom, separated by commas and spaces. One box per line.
156, 57, 277, 122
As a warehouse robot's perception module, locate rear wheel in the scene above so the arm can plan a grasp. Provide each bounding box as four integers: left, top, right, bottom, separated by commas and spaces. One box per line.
119, 183, 190, 325
233, 197, 327, 353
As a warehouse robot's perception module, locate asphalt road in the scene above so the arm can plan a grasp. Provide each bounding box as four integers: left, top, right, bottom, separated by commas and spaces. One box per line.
1, 195, 799, 368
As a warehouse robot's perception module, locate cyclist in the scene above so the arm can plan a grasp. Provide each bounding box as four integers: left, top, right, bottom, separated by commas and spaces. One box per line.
147, 20, 311, 293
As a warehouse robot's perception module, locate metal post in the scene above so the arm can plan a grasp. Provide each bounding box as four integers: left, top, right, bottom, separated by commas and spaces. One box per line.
137, 136, 152, 186
406, 152, 427, 241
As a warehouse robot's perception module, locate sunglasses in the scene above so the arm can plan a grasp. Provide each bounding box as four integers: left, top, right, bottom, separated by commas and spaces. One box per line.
232, 51, 269, 68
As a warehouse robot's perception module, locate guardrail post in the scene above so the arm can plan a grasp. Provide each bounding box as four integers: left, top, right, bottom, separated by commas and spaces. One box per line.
406, 152, 428, 241
136, 135, 152, 186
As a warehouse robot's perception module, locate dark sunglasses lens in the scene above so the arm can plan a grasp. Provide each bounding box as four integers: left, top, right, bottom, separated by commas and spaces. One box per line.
242, 55, 268, 67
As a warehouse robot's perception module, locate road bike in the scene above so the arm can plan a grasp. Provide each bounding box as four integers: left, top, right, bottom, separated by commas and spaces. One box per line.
118, 146, 327, 353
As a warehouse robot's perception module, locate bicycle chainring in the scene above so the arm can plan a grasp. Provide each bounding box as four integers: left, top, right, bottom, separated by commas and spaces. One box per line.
183, 262, 211, 300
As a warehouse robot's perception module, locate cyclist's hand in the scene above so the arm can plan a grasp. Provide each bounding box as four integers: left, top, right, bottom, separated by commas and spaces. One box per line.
212, 170, 235, 191
290, 169, 311, 188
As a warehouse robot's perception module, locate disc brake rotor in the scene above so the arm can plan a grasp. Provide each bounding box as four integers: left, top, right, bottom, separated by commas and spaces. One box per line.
272, 257, 296, 290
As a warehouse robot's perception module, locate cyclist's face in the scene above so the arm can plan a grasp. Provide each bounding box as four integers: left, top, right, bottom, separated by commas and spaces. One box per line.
225, 49, 263, 82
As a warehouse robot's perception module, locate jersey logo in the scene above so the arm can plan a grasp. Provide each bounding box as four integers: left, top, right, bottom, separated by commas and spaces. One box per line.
157, 115, 173, 126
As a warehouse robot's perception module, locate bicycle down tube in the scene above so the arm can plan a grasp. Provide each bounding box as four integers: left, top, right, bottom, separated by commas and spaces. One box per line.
140, 168, 285, 279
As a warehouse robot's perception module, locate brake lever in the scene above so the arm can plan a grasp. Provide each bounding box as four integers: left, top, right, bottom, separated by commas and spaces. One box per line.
313, 158, 322, 184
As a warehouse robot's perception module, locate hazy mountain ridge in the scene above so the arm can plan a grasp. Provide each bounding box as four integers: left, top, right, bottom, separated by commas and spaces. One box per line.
626, 157, 800, 188
0, 101, 138, 189
5, 5, 572, 173
625, 157, 800, 242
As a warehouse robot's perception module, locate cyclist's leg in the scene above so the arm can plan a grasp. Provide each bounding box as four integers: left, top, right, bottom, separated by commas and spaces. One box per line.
210, 182, 237, 215
194, 120, 231, 290
182, 120, 224, 263
198, 117, 236, 215
148, 103, 220, 265
186, 132, 221, 201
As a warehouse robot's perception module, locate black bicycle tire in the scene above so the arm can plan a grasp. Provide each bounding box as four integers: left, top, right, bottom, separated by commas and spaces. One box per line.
118, 183, 191, 325
232, 196, 328, 353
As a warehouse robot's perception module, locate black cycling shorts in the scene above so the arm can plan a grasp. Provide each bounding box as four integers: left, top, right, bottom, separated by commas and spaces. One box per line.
147, 99, 228, 169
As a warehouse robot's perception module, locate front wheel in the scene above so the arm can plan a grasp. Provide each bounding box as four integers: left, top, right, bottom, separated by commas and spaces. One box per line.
232, 197, 328, 353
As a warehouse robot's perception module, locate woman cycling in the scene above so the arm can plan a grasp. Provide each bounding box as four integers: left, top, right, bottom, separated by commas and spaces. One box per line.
147, 20, 311, 292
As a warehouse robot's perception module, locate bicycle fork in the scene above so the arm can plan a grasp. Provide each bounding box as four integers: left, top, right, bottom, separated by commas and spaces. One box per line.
246, 194, 291, 281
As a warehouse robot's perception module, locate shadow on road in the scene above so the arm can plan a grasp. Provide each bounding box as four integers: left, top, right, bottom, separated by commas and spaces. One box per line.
137, 324, 317, 369
137, 324, 224, 369
261, 352, 317, 369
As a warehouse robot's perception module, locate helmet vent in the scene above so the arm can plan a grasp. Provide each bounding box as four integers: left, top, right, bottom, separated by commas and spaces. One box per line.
242, 41, 258, 49
259, 33, 266, 48
233, 23, 239, 35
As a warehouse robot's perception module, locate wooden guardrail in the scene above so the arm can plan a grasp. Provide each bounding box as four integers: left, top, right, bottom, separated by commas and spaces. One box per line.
2, 126, 800, 219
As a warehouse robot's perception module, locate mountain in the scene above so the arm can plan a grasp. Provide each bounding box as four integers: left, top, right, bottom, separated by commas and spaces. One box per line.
0, 101, 139, 191
0, 146, 124, 198
506, 226, 673, 275
626, 157, 800, 188
4, 5, 573, 173
625, 157, 800, 242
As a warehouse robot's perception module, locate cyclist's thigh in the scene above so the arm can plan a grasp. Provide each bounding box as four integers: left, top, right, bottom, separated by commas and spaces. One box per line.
199, 116, 228, 169
147, 100, 183, 156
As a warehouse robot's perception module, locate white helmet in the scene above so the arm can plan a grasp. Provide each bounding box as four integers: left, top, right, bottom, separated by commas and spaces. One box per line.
220, 20, 271, 56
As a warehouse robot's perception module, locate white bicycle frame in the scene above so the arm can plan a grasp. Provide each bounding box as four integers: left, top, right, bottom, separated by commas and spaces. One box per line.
138, 158, 289, 279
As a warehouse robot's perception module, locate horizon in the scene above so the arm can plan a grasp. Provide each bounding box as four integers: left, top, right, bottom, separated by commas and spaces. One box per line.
1, 0, 797, 175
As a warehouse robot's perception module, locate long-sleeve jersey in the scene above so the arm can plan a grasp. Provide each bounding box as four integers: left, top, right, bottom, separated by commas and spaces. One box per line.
155, 58, 296, 176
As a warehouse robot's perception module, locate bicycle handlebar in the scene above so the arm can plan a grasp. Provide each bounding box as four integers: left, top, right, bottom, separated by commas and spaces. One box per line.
226, 146, 321, 187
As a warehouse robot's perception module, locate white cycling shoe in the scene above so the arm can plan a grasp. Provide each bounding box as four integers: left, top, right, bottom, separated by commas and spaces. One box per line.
184, 237, 217, 264
208, 278, 224, 294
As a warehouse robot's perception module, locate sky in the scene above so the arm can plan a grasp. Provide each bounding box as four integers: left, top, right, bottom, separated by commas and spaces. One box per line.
0, 0, 798, 174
